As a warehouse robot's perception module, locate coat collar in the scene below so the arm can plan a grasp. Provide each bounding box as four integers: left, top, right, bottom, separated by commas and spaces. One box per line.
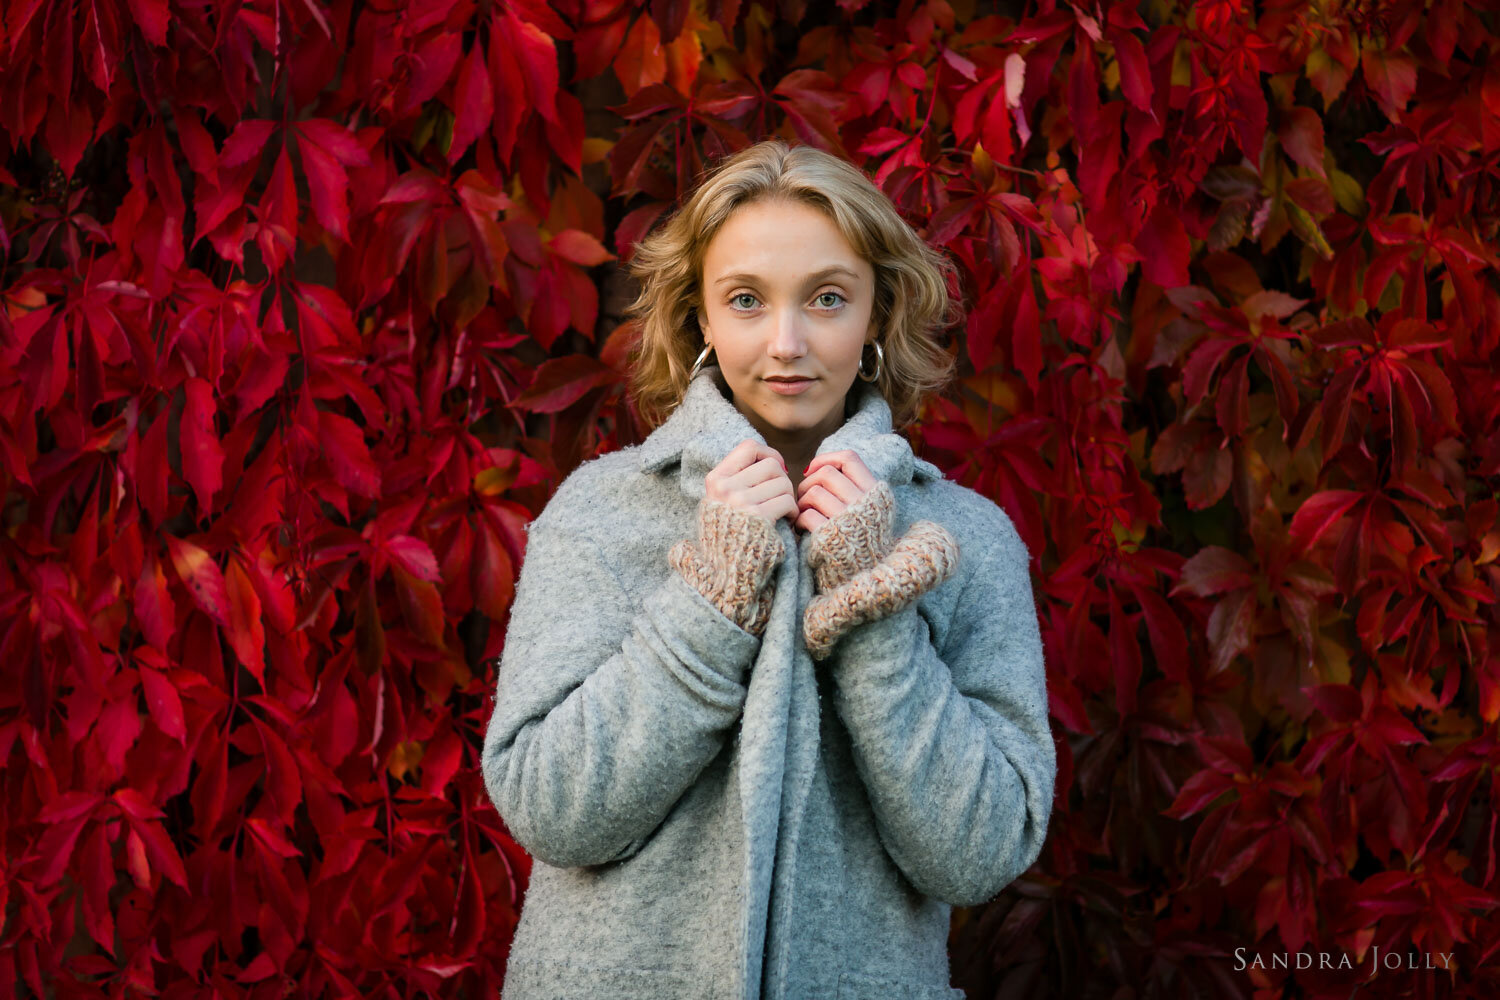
637, 364, 943, 499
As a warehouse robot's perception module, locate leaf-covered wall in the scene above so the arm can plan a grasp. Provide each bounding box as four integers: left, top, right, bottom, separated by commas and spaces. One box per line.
2, 1, 1498, 997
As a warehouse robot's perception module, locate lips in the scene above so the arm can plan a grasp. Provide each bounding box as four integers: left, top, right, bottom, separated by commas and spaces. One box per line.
764, 376, 816, 395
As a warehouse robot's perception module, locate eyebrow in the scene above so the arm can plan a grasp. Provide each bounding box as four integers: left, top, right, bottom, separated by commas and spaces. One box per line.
713, 265, 862, 287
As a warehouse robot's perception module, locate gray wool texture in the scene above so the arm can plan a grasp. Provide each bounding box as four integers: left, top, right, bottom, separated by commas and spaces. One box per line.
481, 365, 1055, 1000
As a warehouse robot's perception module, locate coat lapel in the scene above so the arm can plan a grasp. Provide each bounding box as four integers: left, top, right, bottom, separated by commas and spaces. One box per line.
636, 364, 941, 1000
636, 363, 943, 491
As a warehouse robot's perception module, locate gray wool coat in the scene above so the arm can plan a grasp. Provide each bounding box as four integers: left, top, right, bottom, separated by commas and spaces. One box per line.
481, 364, 1055, 1000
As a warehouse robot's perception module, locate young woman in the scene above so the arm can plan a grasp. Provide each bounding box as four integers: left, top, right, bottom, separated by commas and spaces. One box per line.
481, 139, 1054, 1000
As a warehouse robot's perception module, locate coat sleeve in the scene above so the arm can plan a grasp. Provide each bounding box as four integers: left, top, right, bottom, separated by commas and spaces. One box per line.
826, 502, 1055, 907
480, 499, 763, 869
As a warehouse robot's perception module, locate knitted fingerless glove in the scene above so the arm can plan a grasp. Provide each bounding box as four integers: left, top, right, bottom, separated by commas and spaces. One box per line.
803, 480, 960, 660
668, 498, 786, 637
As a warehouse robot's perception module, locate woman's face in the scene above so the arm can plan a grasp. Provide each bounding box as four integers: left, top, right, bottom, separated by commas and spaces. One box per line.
697, 198, 877, 450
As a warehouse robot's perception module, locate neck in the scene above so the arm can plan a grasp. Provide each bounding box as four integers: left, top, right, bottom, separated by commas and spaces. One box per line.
760, 428, 823, 492
731, 390, 856, 492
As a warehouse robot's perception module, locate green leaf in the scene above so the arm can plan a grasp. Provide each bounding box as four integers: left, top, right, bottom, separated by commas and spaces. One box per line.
1285, 200, 1333, 260
411, 108, 436, 154
1328, 165, 1365, 217
435, 107, 455, 158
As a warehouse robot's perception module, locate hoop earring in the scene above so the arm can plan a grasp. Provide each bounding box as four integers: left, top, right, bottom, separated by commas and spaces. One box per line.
857, 339, 883, 383
688, 342, 714, 382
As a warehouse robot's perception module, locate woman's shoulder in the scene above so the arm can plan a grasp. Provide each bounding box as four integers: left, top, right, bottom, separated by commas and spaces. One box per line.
523, 447, 692, 588
529, 444, 675, 534
902, 473, 1030, 570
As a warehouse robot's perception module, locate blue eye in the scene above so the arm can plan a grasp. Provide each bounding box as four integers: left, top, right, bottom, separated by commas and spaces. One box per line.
727, 290, 846, 312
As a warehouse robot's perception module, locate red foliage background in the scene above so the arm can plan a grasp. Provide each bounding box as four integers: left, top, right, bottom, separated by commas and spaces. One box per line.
3, 0, 1499, 997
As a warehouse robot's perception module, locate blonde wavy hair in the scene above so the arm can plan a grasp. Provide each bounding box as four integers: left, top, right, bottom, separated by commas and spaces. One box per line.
622, 138, 962, 432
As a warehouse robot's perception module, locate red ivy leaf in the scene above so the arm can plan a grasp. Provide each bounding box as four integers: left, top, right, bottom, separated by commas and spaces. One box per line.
165, 534, 231, 628
225, 552, 267, 688
127, 0, 170, 47
98, 694, 144, 774
1164, 769, 1234, 820
1171, 547, 1254, 599
317, 410, 382, 499
448, 43, 494, 166
220, 120, 277, 168
394, 563, 447, 647
1277, 107, 1327, 179
1109, 28, 1153, 114
1108, 586, 1142, 715
246, 817, 304, 859
255, 144, 298, 273
473, 517, 515, 620
451, 833, 486, 956
180, 377, 225, 518
386, 535, 442, 584
121, 813, 189, 889
79, 825, 116, 951
1361, 47, 1418, 120
246, 714, 303, 826
139, 665, 186, 744
419, 726, 464, 799
133, 552, 175, 650
1136, 203, 1192, 289
294, 119, 372, 242
512, 354, 619, 413
548, 229, 614, 267
1288, 490, 1364, 553
1133, 583, 1190, 684
1011, 268, 1042, 391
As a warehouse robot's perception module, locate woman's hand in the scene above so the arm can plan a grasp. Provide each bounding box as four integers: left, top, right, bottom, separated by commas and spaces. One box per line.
794, 450, 877, 533
797, 452, 961, 659
671, 439, 792, 636
706, 439, 799, 525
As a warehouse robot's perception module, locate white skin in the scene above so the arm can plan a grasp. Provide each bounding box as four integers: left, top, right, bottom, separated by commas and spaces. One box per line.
695, 198, 881, 534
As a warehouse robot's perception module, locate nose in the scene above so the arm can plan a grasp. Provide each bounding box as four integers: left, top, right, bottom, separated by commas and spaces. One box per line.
767, 307, 807, 360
